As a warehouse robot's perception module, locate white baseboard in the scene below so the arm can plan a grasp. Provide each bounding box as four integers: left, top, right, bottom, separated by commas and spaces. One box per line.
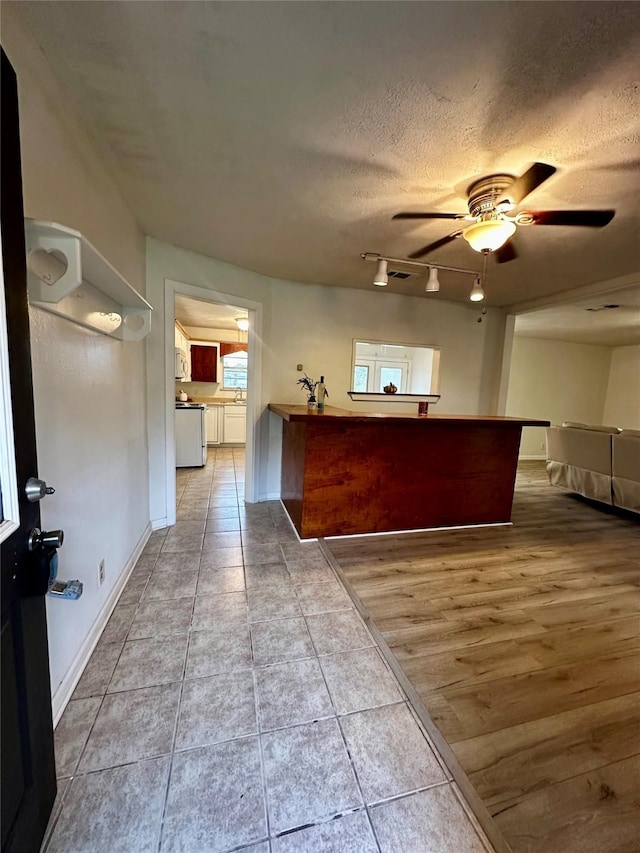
151, 516, 168, 530
519, 454, 547, 461
51, 522, 152, 726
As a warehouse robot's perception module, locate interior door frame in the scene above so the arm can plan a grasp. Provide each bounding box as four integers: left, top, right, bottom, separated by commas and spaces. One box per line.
0, 249, 20, 545
163, 279, 263, 526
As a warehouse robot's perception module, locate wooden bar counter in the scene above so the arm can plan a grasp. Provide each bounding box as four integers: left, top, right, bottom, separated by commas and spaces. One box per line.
269, 404, 550, 539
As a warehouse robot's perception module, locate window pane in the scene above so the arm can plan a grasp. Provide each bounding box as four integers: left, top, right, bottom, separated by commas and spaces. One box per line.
223, 368, 247, 388
222, 351, 248, 389
353, 365, 369, 392
379, 367, 402, 392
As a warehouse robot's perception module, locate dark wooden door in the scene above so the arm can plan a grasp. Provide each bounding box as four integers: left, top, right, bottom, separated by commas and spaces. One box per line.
190, 344, 217, 382
1, 49, 57, 853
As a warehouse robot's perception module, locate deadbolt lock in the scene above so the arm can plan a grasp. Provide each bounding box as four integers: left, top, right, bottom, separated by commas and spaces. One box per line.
25, 477, 56, 503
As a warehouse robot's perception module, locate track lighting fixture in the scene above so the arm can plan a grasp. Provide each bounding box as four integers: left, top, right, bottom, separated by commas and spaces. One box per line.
373, 259, 388, 287
362, 252, 483, 299
424, 267, 440, 293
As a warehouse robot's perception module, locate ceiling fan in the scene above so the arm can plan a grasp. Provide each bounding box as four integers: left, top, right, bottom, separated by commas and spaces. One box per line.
392, 163, 615, 263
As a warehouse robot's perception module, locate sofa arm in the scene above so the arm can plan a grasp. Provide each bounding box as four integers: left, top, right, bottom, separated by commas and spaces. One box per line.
612, 433, 640, 513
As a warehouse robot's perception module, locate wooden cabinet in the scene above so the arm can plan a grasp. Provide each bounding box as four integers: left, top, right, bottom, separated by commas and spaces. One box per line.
190, 344, 218, 382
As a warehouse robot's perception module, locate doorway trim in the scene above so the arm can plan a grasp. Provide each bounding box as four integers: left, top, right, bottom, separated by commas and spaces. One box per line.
0, 248, 20, 544
163, 279, 262, 526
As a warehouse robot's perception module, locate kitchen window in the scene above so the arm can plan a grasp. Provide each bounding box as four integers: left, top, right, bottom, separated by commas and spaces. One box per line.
221, 349, 248, 389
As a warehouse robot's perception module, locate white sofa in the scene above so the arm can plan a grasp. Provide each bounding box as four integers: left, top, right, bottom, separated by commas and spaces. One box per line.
546, 423, 640, 514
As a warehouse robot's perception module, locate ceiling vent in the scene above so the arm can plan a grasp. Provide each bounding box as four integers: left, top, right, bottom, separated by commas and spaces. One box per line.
388, 270, 414, 279
585, 304, 620, 312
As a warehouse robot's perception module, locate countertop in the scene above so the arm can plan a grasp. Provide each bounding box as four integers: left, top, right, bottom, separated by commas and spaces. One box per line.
268, 404, 550, 427
175, 396, 243, 405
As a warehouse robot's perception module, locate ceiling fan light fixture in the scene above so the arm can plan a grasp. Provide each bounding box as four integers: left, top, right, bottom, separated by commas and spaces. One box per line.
373, 259, 388, 287
469, 277, 485, 302
236, 316, 249, 331
424, 267, 440, 292
462, 218, 516, 253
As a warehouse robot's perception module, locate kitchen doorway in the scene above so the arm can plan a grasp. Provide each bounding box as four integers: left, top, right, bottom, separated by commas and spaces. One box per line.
163, 280, 262, 527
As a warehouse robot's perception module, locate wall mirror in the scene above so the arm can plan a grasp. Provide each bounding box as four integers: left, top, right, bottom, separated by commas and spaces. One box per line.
350, 340, 441, 395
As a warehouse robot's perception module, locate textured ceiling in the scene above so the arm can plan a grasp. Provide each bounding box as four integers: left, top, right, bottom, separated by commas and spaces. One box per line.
175, 294, 247, 331
12, 1, 640, 308
515, 284, 640, 347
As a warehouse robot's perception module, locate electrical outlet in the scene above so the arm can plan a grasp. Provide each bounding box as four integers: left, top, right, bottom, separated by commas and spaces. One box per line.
98, 559, 105, 587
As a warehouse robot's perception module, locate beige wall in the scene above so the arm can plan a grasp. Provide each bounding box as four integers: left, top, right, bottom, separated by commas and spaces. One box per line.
603, 345, 640, 429
506, 336, 612, 457
2, 8, 150, 719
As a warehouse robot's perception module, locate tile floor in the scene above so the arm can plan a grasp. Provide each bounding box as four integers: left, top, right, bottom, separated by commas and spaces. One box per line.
44, 447, 493, 853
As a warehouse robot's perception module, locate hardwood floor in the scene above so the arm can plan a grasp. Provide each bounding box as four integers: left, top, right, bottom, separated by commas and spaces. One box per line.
323, 462, 640, 853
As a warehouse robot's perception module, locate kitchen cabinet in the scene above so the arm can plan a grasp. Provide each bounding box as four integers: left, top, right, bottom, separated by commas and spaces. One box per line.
205, 405, 222, 445
175, 325, 191, 380
223, 405, 247, 444
190, 344, 218, 382
175, 324, 189, 352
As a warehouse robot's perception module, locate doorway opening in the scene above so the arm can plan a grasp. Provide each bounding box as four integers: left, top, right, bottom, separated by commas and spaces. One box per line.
163, 279, 262, 527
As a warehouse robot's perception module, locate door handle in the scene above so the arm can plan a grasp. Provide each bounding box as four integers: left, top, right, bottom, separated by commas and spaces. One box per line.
25, 477, 55, 502
28, 528, 64, 551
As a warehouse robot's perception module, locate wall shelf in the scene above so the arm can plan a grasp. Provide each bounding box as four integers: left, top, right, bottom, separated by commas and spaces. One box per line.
348, 392, 441, 404
24, 219, 152, 341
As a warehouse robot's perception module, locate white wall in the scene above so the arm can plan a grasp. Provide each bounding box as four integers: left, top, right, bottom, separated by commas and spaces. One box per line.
506, 336, 612, 457
603, 345, 640, 429
147, 239, 508, 525
2, 9, 150, 717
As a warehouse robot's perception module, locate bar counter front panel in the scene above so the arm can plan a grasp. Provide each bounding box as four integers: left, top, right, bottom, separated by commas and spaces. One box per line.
270, 405, 550, 539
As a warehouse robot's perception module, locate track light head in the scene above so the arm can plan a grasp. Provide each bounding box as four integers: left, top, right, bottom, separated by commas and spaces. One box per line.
373, 259, 388, 287
424, 267, 440, 293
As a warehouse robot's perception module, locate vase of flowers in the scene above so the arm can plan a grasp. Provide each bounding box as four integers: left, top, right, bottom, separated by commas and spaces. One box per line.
297, 373, 318, 411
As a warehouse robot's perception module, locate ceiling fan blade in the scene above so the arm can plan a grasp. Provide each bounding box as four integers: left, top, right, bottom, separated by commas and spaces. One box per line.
392, 212, 467, 220
503, 162, 557, 205
408, 232, 461, 259
528, 210, 615, 227
494, 240, 518, 264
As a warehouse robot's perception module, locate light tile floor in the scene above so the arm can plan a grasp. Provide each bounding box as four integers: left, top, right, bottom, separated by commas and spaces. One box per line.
44, 447, 493, 853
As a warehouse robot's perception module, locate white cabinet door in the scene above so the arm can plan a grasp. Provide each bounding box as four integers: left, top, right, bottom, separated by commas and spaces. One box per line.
185, 343, 191, 382
205, 406, 221, 445
223, 407, 246, 444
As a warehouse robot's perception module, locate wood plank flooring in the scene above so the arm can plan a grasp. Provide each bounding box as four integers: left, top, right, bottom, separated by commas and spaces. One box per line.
324, 462, 640, 853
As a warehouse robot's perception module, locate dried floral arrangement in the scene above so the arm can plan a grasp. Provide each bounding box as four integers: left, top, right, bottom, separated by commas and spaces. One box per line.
297, 373, 318, 397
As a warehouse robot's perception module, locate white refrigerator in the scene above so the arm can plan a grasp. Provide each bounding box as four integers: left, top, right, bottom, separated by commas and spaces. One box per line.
175, 405, 207, 467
